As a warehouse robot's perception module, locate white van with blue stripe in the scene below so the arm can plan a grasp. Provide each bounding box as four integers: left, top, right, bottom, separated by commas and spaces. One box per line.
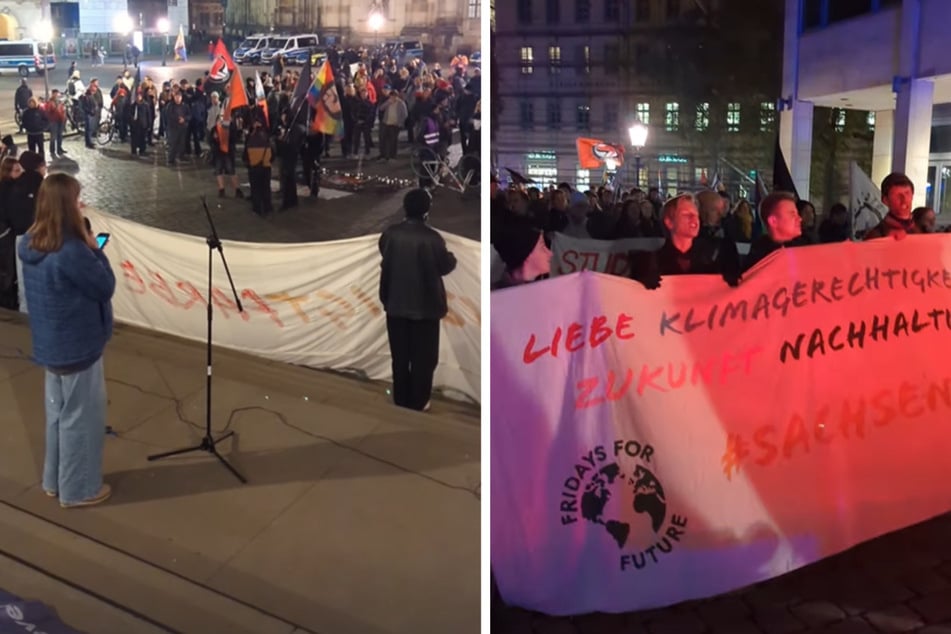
0, 39, 56, 76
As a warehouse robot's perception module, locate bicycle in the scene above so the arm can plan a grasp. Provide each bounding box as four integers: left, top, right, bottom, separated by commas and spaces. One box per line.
410, 145, 480, 195
96, 109, 115, 146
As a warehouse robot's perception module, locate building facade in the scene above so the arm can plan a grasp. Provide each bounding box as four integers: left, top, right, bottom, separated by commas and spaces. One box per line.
781, 0, 951, 212
493, 0, 784, 196
224, 0, 480, 58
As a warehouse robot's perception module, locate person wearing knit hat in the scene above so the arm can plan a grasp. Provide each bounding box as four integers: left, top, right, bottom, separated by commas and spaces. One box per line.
492, 223, 551, 289
378, 188, 456, 412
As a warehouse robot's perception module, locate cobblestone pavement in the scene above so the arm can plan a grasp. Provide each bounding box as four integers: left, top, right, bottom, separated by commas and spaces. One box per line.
495, 513, 951, 633
41, 126, 479, 244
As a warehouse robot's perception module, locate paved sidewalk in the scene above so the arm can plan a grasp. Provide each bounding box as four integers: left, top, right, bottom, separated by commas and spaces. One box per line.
32, 124, 481, 245
494, 515, 951, 633
0, 310, 480, 634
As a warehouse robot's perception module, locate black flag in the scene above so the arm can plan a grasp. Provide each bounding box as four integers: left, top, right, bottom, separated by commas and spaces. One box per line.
772, 136, 799, 200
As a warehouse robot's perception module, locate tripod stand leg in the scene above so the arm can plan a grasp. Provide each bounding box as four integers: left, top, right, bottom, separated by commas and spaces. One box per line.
148, 444, 206, 461
210, 448, 247, 484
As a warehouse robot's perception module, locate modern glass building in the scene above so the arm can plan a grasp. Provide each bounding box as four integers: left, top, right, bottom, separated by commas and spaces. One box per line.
781, 0, 951, 211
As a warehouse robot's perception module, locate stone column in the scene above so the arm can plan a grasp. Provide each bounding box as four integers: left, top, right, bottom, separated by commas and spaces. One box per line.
779, 0, 812, 199
892, 78, 933, 207
779, 101, 813, 201
870, 109, 894, 188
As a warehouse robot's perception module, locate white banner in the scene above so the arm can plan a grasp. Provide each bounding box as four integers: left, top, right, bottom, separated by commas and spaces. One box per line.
492, 237, 951, 614
849, 161, 888, 237
84, 208, 480, 403
551, 233, 749, 277
550, 234, 664, 277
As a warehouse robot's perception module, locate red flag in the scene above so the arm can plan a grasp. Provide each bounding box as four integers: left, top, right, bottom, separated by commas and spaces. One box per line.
207, 38, 247, 114
575, 137, 624, 169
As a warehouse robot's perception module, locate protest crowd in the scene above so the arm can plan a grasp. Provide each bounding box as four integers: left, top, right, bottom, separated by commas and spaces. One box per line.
490, 170, 936, 291
1, 40, 481, 309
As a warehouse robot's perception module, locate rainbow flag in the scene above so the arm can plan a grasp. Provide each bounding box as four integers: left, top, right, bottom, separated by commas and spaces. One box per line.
307, 60, 342, 137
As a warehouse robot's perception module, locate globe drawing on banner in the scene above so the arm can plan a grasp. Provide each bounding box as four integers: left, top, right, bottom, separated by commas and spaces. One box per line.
580, 462, 667, 549
559, 440, 688, 572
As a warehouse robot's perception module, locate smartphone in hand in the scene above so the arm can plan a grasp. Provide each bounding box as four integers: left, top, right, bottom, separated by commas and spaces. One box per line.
96, 232, 110, 249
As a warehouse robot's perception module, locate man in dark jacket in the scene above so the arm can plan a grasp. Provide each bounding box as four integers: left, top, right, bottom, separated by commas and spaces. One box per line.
243, 119, 274, 216
742, 191, 807, 273
164, 89, 190, 166
14, 78, 32, 133
379, 189, 456, 412
631, 193, 740, 289
862, 172, 919, 241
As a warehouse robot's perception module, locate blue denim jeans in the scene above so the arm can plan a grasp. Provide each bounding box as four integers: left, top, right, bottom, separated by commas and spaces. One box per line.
43, 357, 106, 504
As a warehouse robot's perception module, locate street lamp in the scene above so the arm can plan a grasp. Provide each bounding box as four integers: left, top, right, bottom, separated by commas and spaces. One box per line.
158, 18, 170, 66
34, 21, 53, 99
628, 120, 648, 189
368, 10, 384, 48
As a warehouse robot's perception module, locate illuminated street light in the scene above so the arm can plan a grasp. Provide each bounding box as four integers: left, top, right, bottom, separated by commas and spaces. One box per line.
368, 10, 384, 47
114, 14, 134, 35
34, 21, 53, 98
158, 17, 170, 66
628, 120, 648, 188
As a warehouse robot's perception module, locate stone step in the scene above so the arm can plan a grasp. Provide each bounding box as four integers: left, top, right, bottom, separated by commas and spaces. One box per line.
0, 501, 310, 634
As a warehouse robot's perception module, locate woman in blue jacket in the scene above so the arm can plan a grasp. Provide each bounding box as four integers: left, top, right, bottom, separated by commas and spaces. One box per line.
17, 173, 116, 508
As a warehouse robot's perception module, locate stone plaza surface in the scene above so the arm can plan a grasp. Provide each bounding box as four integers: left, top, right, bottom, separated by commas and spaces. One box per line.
494, 513, 951, 634
24, 125, 480, 245
0, 311, 480, 633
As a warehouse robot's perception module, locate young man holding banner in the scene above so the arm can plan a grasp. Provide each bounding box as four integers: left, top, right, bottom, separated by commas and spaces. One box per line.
742, 191, 805, 273
862, 172, 920, 241
631, 193, 740, 289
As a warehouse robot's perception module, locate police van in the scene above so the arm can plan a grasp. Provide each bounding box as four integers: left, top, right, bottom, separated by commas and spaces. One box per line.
260, 34, 319, 65
0, 39, 56, 76
233, 34, 271, 65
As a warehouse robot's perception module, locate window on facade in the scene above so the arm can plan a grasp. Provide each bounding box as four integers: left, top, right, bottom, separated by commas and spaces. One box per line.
666, 0, 680, 20
727, 103, 741, 132
546, 0, 559, 24
576, 169, 591, 192
604, 44, 619, 74
867, 111, 876, 132
605, 0, 620, 22
577, 45, 590, 74
517, 0, 532, 24
665, 102, 680, 132
759, 101, 776, 132
548, 45, 561, 73
605, 102, 619, 131
577, 104, 591, 130
829, 0, 872, 24
467, 0, 480, 18
803, 0, 822, 28
637, 102, 650, 126
520, 47, 534, 74
547, 101, 561, 129
576, 0, 590, 22
635, 0, 650, 22
634, 43, 648, 74
834, 109, 847, 133
520, 102, 534, 129
695, 102, 709, 131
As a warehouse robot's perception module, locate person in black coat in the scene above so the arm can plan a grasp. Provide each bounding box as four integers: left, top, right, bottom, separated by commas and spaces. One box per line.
21, 98, 49, 161
742, 191, 809, 274
378, 189, 457, 411
631, 193, 740, 289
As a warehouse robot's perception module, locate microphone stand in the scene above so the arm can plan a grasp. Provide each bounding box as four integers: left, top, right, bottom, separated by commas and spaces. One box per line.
147, 196, 247, 484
